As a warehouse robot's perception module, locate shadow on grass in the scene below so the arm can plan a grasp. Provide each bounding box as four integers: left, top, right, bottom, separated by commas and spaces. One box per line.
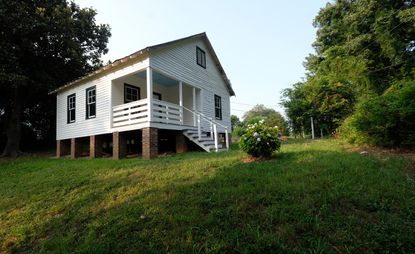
4, 145, 415, 253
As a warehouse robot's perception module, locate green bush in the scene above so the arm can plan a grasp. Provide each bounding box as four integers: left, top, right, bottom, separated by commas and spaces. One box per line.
239, 120, 281, 157
340, 81, 415, 147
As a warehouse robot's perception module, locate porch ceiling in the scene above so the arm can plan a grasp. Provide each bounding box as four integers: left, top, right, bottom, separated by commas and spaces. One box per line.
136, 71, 177, 87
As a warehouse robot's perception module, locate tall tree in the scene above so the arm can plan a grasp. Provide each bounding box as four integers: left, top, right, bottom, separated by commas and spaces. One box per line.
0, 0, 111, 157
282, 0, 415, 141
281, 82, 313, 137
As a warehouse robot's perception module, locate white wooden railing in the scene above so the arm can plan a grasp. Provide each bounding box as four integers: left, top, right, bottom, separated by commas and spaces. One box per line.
112, 99, 149, 127
183, 106, 229, 151
152, 99, 182, 125
112, 98, 182, 128
112, 100, 229, 152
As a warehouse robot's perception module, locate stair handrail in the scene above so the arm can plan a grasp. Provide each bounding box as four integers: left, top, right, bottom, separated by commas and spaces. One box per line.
182, 106, 228, 130
182, 106, 229, 151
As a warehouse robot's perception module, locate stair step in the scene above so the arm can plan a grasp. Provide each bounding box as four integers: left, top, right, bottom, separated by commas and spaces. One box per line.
182, 129, 225, 153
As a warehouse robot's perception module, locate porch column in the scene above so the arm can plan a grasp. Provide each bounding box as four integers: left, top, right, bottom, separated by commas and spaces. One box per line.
193, 87, 196, 126
90, 135, 103, 158
147, 67, 153, 122
71, 138, 82, 158
142, 127, 158, 159
179, 81, 183, 107
179, 81, 183, 125
113, 132, 126, 160
56, 139, 70, 158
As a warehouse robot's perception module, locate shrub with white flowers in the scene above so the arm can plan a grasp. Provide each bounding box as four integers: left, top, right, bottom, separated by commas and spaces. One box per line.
239, 120, 281, 158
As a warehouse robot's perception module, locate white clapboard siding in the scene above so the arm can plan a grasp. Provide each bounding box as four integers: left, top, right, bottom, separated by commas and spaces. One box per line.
56, 58, 149, 140
150, 37, 232, 132
56, 36, 233, 140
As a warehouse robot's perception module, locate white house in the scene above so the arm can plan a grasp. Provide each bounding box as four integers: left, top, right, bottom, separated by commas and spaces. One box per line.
50, 32, 235, 159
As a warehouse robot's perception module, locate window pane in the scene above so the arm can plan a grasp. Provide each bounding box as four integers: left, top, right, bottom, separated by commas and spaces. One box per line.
90, 105, 96, 116
196, 47, 206, 68
125, 85, 139, 102
88, 104, 96, 117
214, 95, 222, 119
68, 94, 76, 123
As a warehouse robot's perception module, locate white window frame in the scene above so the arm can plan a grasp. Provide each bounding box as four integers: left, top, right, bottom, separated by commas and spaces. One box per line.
67, 94, 76, 123
86, 86, 96, 119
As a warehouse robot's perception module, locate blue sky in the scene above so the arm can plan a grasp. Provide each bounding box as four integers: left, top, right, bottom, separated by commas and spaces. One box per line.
76, 0, 328, 118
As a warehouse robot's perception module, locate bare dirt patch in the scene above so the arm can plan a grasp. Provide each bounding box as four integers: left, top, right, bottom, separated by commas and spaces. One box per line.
241, 156, 276, 164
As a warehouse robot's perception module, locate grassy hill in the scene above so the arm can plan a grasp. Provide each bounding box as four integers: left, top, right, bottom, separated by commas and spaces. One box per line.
0, 139, 414, 253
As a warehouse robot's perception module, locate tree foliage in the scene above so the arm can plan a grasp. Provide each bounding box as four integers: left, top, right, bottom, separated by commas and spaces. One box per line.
230, 115, 242, 131
341, 81, 415, 147
242, 105, 288, 135
282, 0, 415, 146
0, 0, 111, 156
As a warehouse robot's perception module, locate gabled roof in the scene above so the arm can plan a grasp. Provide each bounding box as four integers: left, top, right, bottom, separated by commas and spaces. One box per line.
49, 32, 235, 96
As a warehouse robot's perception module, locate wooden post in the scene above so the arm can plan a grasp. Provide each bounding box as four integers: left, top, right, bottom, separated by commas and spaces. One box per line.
320, 128, 323, 138
192, 87, 196, 126
197, 114, 201, 140
179, 81, 183, 125
113, 132, 126, 160
210, 122, 213, 140
225, 129, 229, 150
147, 67, 153, 122
71, 138, 82, 158
90, 135, 103, 158
311, 116, 315, 140
213, 124, 218, 152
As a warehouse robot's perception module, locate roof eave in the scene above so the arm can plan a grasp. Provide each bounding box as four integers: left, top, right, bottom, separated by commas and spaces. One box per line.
48, 49, 149, 95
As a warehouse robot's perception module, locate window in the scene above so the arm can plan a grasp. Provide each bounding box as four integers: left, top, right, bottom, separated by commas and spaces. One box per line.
214, 95, 222, 120
86, 86, 96, 119
67, 94, 76, 123
196, 46, 206, 68
124, 83, 140, 103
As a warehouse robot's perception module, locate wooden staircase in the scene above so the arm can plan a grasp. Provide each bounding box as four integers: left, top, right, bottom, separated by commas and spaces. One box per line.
182, 129, 226, 152
181, 106, 229, 153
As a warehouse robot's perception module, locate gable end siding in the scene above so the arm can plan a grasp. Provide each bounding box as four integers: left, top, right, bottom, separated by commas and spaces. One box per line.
150, 38, 231, 131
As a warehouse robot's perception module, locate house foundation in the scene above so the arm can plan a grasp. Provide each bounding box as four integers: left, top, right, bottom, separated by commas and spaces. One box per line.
113, 131, 127, 160
142, 127, 158, 159
56, 139, 70, 157
90, 135, 103, 158
71, 138, 83, 158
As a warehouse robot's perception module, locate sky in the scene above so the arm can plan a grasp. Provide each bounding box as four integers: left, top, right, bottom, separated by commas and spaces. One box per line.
76, 0, 328, 118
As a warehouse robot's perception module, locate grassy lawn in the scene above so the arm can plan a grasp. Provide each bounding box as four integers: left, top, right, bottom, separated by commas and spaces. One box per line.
0, 139, 414, 253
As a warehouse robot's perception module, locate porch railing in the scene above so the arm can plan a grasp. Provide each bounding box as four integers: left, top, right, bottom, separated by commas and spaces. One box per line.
112, 98, 182, 128
112, 100, 229, 151
112, 99, 149, 127
152, 99, 182, 125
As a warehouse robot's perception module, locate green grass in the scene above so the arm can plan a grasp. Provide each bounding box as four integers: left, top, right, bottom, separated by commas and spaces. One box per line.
0, 139, 414, 253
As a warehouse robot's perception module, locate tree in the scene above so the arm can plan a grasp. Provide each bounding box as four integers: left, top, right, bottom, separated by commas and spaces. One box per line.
230, 115, 242, 131
0, 0, 111, 157
281, 82, 312, 137
282, 0, 415, 145
242, 105, 288, 135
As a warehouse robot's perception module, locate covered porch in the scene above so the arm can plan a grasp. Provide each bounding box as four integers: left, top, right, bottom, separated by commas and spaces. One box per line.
111, 67, 202, 131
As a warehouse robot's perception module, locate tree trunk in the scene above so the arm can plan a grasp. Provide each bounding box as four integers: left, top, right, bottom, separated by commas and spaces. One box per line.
2, 87, 22, 158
